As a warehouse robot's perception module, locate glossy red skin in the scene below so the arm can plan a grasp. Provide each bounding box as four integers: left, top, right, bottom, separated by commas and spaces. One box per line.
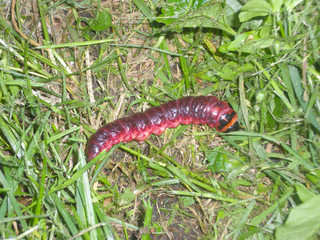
87, 96, 238, 160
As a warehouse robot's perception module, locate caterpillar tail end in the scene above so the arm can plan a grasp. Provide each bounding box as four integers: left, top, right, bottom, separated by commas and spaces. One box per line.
86, 141, 100, 161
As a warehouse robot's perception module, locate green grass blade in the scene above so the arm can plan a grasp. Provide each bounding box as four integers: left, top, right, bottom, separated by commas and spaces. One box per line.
288, 65, 320, 131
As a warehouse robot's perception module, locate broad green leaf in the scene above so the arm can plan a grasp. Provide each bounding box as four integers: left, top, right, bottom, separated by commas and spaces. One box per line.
241, 0, 271, 12
222, 0, 242, 27
270, 0, 283, 12
157, 0, 211, 25
217, 61, 254, 80
284, 0, 304, 12
89, 11, 112, 31
157, 0, 190, 25
238, 37, 274, 53
239, 0, 271, 22
259, 14, 272, 38
227, 31, 258, 51
226, 0, 242, 13
275, 195, 320, 240
207, 149, 242, 172
116, 188, 135, 207
295, 184, 315, 203
227, 34, 248, 51
162, 2, 236, 36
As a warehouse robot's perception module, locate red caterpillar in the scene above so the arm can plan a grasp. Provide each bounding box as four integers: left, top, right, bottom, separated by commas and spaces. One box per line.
87, 96, 239, 160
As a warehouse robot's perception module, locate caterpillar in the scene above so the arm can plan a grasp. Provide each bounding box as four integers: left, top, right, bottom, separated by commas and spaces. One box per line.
87, 96, 239, 160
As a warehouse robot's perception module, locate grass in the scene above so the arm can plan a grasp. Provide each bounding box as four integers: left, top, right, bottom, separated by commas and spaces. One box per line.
0, 0, 319, 239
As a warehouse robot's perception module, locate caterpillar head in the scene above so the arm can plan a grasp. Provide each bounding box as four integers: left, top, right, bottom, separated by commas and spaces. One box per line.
217, 110, 239, 132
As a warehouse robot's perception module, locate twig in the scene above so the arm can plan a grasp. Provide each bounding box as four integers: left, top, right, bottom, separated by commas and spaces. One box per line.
11, 0, 47, 50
